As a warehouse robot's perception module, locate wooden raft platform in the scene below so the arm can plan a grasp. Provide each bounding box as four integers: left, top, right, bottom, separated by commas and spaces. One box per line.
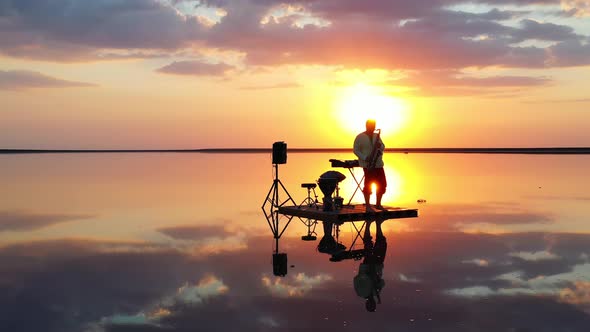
278, 205, 418, 224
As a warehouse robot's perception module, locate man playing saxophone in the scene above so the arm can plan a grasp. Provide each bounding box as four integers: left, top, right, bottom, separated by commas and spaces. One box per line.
353, 119, 387, 212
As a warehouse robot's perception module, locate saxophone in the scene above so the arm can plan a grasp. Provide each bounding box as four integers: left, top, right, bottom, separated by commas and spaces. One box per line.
367, 129, 382, 169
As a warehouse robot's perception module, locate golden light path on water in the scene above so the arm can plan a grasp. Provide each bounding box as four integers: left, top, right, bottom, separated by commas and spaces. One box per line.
1, 153, 590, 245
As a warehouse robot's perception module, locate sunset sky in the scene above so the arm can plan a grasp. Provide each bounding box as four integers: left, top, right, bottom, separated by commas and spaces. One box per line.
1, 0, 589, 149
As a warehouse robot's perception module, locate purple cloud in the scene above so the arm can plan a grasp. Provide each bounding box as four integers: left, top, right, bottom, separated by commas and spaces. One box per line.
547, 39, 590, 66
392, 70, 552, 88
0, 70, 96, 90
156, 224, 233, 240
156, 61, 234, 76
239, 82, 302, 90
0, 210, 95, 231
511, 19, 578, 42
1, 0, 588, 73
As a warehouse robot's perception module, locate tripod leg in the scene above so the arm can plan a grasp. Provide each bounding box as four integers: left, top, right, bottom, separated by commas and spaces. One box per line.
263, 181, 279, 235
277, 179, 296, 206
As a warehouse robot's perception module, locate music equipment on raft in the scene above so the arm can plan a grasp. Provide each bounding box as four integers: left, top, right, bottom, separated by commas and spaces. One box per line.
328, 159, 364, 206
317, 171, 346, 212
329, 159, 360, 168
263, 142, 296, 276
272, 141, 287, 165
261, 140, 420, 278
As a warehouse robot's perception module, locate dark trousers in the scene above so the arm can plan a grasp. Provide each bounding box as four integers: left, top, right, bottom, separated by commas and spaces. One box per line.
363, 167, 387, 195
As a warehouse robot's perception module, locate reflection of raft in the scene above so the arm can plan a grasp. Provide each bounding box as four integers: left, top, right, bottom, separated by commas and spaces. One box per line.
278, 205, 418, 224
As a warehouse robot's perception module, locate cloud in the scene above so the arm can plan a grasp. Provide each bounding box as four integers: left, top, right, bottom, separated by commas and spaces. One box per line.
196, 2, 589, 70
511, 19, 577, 42
1, 0, 588, 73
239, 82, 302, 90
561, 0, 590, 17
393, 70, 551, 88
156, 224, 232, 240
0, 0, 207, 52
522, 98, 590, 104
156, 60, 234, 76
0, 70, 96, 90
0, 210, 94, 231
276, 0, 553, 21
546, 39, 590, 66
478, 8, 531, 20
385, 69, 551, 96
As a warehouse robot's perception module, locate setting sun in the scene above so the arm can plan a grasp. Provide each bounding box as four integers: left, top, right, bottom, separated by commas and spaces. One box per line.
336, 84, 409, 137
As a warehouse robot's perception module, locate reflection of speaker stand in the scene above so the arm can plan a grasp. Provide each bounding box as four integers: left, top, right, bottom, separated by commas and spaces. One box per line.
262, 163, 296, 277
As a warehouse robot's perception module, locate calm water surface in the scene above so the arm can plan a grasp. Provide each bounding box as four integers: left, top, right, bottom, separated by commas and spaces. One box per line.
1, 153, 590, 331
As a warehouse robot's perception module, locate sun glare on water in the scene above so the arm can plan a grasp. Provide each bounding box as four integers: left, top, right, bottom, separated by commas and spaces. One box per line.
336, 84, 409, 136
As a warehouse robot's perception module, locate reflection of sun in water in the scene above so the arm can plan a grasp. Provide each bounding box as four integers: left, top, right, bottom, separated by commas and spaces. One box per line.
336, 83, 408, 136
381, 167, 403, 204
338, 167, 403, 204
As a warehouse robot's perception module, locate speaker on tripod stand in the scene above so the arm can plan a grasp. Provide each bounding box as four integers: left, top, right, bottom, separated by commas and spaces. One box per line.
272, 141, 287, 165
262, 141, 295, 276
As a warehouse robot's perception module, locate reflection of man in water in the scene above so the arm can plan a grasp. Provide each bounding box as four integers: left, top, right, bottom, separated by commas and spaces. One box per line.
353, 217, 387, 312
354, 119, 387, 212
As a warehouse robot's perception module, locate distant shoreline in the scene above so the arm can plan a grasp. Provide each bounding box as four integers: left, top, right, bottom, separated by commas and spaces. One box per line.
2, 148, 590, 154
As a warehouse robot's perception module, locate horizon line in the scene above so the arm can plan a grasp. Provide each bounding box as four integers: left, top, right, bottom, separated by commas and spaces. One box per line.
2, 147, 590, 155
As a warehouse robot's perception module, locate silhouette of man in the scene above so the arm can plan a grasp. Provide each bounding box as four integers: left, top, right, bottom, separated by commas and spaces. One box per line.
354, 119, 387, 212
353, 217, 387, 312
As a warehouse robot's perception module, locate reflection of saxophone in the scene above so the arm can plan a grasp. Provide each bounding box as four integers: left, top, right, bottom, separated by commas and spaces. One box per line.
367, 129, 382, 169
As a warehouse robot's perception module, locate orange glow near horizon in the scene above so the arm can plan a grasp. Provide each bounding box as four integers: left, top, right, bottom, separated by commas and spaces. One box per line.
335, 83, 410, 138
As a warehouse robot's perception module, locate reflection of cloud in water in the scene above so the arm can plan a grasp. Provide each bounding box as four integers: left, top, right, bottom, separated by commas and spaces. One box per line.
97, 312, 159, 328
93, 275, 229, 331
262, 273, 333, 297
258, 315, 280, 328
398, 273, 421, 283
402, 202, 554, 232
170, 275, 229, 304
449, 263, 590, 303
3, 231, 590, 331
462, 258, 490, 267
156, 223, 252, 255
561, 281, 590, 312
446, 286, 496, 297
509, 250, 561, 261
0, 238, 172, 258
